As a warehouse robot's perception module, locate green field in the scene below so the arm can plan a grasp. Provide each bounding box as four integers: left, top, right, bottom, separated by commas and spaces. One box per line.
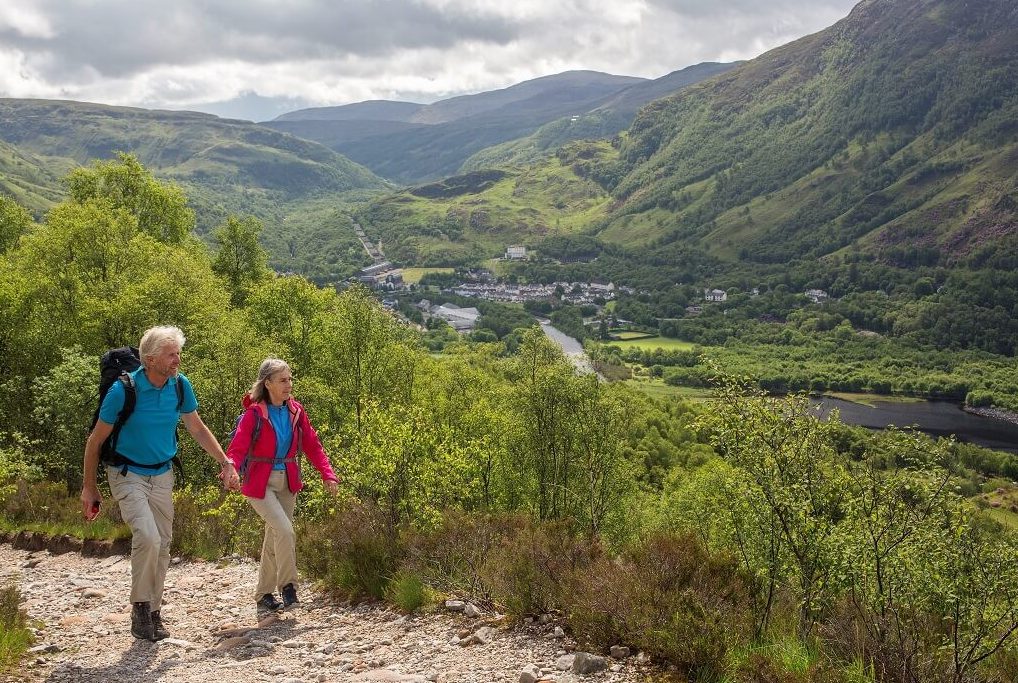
402, 267, 455, 284
605, 337, 697, 351
626, 378, 713, 400
613, 331, 657, 340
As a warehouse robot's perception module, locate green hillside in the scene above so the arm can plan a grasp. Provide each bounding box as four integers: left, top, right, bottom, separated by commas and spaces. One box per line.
0, 99, 384, 198
354, 141, 615, 266
599, 0, 1018, 265
462, 62, 738, 173
0, 99, 389, 280
264, 72, 644, 184
0, 140, 71, 216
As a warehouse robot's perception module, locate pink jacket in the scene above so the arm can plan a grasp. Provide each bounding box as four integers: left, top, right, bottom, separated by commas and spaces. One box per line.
226, 395, 337, 498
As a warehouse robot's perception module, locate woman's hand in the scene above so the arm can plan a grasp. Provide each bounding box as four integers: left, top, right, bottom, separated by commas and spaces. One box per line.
221, 461, 241, 491
324, 478, 339, 496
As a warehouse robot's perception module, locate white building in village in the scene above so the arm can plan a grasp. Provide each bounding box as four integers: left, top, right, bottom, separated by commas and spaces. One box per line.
704, 288, 728, 303
430, 303, 481, 332
505, 245, 527, 260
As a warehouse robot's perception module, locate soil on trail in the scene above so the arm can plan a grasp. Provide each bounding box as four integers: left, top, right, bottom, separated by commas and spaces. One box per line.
0, 545, 648, 683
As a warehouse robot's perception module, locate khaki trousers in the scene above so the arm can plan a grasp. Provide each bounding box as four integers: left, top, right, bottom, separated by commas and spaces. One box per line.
107, 467, 174, 609
246, 470, 298, 598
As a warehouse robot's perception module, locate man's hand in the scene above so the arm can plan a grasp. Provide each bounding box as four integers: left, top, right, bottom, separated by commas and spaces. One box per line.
220, 461, 241, 491
81, 486, 103, 521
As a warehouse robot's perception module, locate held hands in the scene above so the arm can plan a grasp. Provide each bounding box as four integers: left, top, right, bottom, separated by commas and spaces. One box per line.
220, 461, 241, 492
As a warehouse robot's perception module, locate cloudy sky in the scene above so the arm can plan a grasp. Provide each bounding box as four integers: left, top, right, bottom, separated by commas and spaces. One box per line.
0, 0, 859, 122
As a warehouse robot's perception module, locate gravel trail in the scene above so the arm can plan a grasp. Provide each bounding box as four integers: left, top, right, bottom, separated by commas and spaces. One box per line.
0, 545, 649, 683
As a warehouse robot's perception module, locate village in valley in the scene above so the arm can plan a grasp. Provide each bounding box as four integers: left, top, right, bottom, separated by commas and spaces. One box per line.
351, 231, 831, 335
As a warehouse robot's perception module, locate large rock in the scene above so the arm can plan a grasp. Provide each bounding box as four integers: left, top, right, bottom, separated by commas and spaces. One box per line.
519, 664, 541, 683
610, 645, 630, 659
572, 652, 609, 675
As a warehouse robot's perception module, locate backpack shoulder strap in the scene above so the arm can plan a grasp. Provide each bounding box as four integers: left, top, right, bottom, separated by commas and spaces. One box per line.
175, 378, 185, 412
106, 372, 137, 462
118, 372, 137, 425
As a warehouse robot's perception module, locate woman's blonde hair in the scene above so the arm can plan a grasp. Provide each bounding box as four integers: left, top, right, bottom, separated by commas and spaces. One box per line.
249, 357, 291, 403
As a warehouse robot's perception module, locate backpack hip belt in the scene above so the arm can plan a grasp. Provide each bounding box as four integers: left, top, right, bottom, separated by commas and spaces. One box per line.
106, 451, 184, 479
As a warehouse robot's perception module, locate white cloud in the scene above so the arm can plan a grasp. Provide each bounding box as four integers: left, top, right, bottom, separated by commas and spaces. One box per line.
0, 0, 859, 119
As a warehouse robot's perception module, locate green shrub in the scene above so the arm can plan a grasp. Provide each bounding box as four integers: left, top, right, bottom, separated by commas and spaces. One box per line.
298, 499, 398, 599
566, 532, 754, 678
479, 516, 596, 617
403, 509, 505, 599
171, 486, 262, 560
0, 582, 33, 671
385, 570, 431, 613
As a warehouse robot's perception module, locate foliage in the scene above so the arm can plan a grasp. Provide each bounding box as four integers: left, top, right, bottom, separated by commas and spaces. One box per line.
0, 195, 32, 254
66, 152, 195, 244
0, 582, 33, 672
211, 215, 269, 306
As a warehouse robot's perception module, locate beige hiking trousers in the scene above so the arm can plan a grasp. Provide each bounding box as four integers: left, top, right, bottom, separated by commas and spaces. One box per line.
246, 470, 299, 598
106, 467, 174, 609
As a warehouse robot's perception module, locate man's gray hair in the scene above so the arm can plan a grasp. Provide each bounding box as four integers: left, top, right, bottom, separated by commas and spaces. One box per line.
139, 325, 186, 362
250, 358, 291, 404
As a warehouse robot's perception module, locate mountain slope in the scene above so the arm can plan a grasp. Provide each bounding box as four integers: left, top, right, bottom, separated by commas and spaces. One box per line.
0, 139, 70, 215
0, 99, 385, 199
598, 0, 1018, 265
273, 100, 423, 122
262, 71, 644, 184
461, 62, 738, 173
353, 141, 615, 266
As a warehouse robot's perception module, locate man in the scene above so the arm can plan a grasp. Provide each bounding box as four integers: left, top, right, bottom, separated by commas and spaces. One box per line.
80, 325, 241, 641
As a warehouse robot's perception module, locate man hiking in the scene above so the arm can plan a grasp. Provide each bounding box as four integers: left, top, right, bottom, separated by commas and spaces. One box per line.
80, 325, 240, 641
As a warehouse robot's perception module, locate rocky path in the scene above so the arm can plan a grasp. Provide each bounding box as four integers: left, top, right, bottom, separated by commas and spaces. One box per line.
0, 545, 651, 683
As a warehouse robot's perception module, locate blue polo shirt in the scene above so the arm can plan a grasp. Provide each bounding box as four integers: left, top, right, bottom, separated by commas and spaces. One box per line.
99, 369, 199, 475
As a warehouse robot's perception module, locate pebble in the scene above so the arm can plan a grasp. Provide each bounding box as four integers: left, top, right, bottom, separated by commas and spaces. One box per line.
0, 544, 652, 683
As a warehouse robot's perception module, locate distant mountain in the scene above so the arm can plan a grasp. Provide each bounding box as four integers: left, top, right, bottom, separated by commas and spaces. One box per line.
0, 99, 389, 281
594, 0, 1018, 266
274, 100, 423, 123
407, 71, 644, 125
0, 99, 385, 200
262, 71, 646, 184
461, 62, 738, 172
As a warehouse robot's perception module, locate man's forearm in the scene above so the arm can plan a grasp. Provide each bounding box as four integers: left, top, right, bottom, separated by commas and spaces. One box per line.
82, 433, 103, 489
186, 418, 228, 464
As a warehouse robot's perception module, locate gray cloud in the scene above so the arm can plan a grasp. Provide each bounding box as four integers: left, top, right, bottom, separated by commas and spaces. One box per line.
0, 0, 859, 120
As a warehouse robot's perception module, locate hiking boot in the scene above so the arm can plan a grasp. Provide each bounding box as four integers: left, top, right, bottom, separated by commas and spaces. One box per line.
256, 593, 283, 616
281, 583, 299, 610
131, 601, 154, 640
150, 610, 169, 640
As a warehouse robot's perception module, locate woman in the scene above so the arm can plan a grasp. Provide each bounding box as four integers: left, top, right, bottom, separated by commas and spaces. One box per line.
226, 358, 339, 616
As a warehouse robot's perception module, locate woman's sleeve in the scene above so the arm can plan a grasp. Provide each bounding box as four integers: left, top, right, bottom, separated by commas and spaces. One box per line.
225, 409, 256, 470
301, 411, 337, 482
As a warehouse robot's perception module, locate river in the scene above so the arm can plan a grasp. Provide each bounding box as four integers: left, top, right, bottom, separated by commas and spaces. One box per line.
812, 396, 1018, 452
538, 320, 599, 377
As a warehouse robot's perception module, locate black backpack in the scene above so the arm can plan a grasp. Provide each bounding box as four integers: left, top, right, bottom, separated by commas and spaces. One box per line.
92, 346, 185, 477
